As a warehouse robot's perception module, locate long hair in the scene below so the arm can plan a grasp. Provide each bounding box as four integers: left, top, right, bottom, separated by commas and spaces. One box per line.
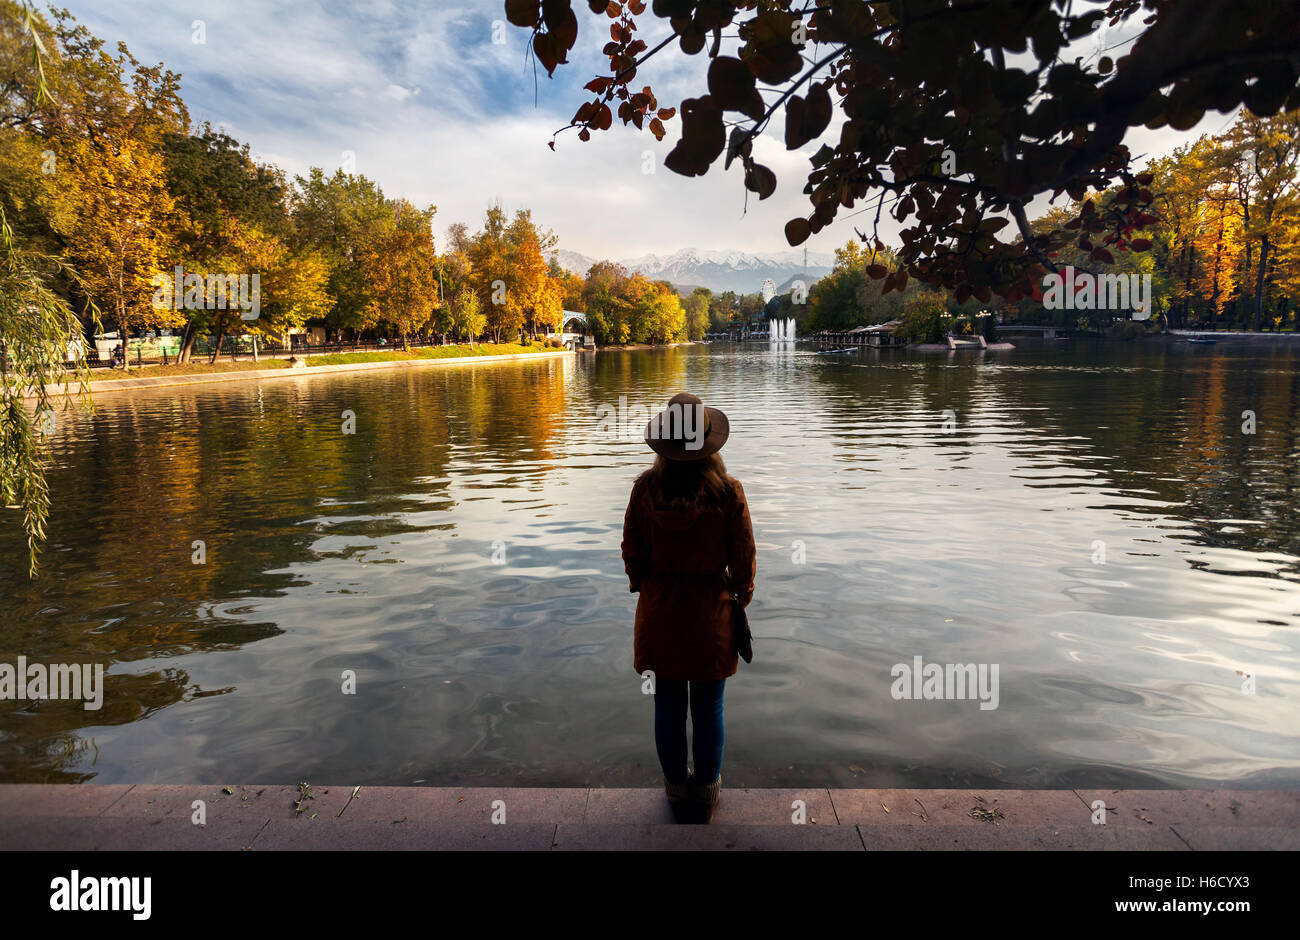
637, 452, 732, 510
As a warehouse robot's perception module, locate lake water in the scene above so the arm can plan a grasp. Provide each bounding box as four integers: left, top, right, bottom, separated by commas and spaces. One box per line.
2, 340, 1298, 788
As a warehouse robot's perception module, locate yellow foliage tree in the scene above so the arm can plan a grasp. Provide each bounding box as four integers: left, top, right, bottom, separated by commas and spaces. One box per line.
1192, 186, 1243, 322
63, 132, 177, 349
361, 199, 436, 349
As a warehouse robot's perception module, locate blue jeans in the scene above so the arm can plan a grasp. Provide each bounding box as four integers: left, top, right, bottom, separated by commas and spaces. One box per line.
654, 678, 725, 785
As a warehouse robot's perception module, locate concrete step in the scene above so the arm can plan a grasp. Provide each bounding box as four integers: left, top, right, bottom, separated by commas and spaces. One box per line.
1, 785, 1295, 851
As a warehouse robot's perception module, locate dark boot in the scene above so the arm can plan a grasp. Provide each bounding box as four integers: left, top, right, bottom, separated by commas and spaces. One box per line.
689, 774, 721, 823
665, 772, 695, 822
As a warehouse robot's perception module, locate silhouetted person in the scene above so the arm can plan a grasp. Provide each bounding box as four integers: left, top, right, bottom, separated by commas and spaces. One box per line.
621, 392, 756, 823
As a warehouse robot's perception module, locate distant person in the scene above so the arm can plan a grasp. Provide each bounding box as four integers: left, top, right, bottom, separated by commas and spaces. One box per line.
621, 392, 756, 823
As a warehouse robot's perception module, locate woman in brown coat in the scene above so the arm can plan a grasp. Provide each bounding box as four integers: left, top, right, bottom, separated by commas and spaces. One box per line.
621, 392, 756, 822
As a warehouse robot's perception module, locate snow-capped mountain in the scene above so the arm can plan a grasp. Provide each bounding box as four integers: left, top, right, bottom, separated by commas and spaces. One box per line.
550, 246, 833, 295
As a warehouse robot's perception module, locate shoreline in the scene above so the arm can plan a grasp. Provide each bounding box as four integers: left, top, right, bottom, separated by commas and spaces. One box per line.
1, 784, 1293, 850
592, 341, 696, 352
1165, 329, 1300, 341
24, 348, 572, 398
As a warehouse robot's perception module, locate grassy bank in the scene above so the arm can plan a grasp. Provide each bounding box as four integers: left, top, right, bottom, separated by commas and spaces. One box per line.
307, 342, 548, 365
121, 358, 293, 377
109, 342, 549, 378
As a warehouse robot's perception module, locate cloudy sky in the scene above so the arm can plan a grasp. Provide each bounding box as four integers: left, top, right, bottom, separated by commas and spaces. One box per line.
67, 0, 1238, 262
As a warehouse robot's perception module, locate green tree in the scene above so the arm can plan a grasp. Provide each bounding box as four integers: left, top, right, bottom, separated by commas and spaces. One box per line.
291, 168, 389, 337
449, 286, 485, 347
897, 289, 948, 343
0, 206, 94, 575
707, 290, 737, 332
163, 125, 292, 362
683, 286, 711, 339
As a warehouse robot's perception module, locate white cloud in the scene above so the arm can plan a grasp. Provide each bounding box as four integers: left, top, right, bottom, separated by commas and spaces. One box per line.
385, 84, 418, 101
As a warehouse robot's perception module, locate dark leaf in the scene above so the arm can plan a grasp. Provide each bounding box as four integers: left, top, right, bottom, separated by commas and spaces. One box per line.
506, 0, 541, 28
745, 162, 777, 199
707, 57, 756, 111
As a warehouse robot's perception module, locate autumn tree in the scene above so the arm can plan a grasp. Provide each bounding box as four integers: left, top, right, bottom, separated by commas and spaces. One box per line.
361, 199, 437, 349
510, 0, 1300, 304
505, 209, 558, 339
466, 204, 518, 342
1191, 184, 1242, 324
557, 270, 586, 312
2, 4, 188, 356
580, 259, 632, 343
62, 133, 178, 352
1148, 140, 1219, 328
1222, 110, 1300, 330
534, 274, 565, 336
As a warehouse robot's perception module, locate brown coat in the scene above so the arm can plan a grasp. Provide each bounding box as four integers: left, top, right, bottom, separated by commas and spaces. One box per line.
621, 475, 756, 681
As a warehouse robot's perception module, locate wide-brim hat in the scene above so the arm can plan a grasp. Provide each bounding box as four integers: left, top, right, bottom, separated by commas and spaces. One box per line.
644, 392, 729, 461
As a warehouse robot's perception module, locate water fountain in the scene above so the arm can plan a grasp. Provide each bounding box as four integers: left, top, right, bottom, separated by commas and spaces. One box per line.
768, 317, 796, 345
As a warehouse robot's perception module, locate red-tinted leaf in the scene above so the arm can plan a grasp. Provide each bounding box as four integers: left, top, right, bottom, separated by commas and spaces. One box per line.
506, 0, 540, 29
533, 32, 559, 75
